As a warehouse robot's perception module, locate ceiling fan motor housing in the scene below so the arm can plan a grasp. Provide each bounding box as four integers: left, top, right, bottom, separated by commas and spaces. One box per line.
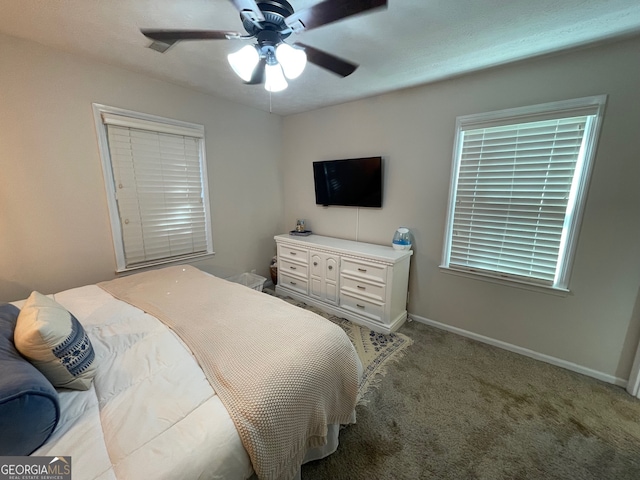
242, 0, 294, 40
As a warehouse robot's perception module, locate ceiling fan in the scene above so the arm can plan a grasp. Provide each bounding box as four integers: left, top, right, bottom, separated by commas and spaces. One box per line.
141, 0, 388, 92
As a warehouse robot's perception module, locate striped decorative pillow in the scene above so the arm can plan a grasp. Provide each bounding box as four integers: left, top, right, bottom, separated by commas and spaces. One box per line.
14, 292, 96, 391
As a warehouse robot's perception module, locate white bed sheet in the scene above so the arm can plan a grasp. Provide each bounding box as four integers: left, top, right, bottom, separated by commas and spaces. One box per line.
23, 284, 359, 480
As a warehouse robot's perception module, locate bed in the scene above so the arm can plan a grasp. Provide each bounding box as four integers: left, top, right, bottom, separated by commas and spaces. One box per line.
0, 265, 362, 480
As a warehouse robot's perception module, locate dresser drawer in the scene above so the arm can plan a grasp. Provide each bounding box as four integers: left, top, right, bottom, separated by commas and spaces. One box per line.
278, 244, 309, 264
279, 272, 309, 295
279, 258, 309, 277
340, 276, 386, 302
340, 292, 384, 324
341, 258, 387, 284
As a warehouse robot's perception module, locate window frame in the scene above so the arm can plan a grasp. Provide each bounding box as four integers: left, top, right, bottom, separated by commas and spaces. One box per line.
92, 103, 214, 273
440, 95, 607, 293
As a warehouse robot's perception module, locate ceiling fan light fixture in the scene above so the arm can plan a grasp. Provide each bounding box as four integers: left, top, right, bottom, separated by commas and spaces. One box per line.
275, 43, 307, 80
264, 63, 288, 92
227, 45, 260, 82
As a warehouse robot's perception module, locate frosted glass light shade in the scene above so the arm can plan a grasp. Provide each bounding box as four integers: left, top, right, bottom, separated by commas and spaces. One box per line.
264, 63, 288, 92
227, 45, 260, 82
275, 43, 307, 79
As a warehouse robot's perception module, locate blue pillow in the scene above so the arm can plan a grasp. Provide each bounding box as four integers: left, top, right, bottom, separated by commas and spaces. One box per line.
0, 303, 60, 456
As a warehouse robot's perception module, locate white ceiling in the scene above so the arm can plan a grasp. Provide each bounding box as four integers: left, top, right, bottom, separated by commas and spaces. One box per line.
2, 0, 639, 116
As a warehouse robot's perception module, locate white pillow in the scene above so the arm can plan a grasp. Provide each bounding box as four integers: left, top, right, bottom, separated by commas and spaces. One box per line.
14, 291, 96, 390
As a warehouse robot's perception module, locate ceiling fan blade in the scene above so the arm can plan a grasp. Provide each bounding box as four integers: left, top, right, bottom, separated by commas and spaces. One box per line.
244, 59, 266, 85
141, 29, 243, 53
294, 43, 358, 77
285, 0, 387, 33
229, 0, 265, 23
141, 29, 242, 42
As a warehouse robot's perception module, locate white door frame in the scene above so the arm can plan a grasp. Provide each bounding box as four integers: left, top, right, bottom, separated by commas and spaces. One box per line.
628, 345, 640, 398
627, 285, 640, 398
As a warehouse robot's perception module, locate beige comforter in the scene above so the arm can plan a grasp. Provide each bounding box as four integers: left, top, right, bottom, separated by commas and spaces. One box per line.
98, 265, 359, 480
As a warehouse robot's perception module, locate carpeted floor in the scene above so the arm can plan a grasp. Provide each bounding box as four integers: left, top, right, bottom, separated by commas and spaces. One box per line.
294, 315, 640, 479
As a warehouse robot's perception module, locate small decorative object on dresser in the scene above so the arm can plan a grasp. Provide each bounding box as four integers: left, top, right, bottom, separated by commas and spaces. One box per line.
290, 219, 312, 236
274, 234, 413, 333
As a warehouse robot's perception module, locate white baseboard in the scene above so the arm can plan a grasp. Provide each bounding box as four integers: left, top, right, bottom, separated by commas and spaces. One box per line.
408, 313, 628, 388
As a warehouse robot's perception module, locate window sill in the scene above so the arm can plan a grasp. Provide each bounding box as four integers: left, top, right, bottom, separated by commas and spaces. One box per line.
439, 266, 571, 297
116, 252, 216, 275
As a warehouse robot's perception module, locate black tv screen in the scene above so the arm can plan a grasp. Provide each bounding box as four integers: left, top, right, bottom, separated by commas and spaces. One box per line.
313, 157, 383, 208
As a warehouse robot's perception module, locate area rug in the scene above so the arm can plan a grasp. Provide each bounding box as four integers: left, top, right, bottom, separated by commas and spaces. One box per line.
266, 290, 414, 403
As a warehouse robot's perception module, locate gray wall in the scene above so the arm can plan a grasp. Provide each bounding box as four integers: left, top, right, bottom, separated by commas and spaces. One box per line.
0, 33, 285, 301
281, 36, 640, 382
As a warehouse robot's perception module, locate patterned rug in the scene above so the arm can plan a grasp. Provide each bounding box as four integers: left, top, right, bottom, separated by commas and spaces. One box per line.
265, 289, 414, 404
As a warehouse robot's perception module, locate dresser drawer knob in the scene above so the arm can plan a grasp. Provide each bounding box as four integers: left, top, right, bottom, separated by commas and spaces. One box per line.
356, 304, 365, 309
358, 268, 367, 272
313, 262, 318, 266
290, 266, 297, 270
357, 285, 365, 290
290, 281, 297, 285
328, 265, 333, 270
290, 251, 297, 255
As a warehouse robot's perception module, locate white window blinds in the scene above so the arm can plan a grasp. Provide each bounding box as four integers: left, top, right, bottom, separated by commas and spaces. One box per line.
94, 105, 213, 272
442, 96, 606, 290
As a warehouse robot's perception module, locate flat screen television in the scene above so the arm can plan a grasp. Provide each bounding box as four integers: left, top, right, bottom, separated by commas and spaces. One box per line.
313, 157, 383, 208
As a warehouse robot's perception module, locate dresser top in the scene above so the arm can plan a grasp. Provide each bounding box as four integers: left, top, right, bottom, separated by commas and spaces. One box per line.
275, 234, 412, 263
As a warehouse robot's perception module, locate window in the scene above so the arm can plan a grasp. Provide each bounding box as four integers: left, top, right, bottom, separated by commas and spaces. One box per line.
93, 104, 213, 272
441, 95, 606, 291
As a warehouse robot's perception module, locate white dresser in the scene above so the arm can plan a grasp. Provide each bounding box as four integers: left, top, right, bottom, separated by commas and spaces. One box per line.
274, 234, 412, 333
